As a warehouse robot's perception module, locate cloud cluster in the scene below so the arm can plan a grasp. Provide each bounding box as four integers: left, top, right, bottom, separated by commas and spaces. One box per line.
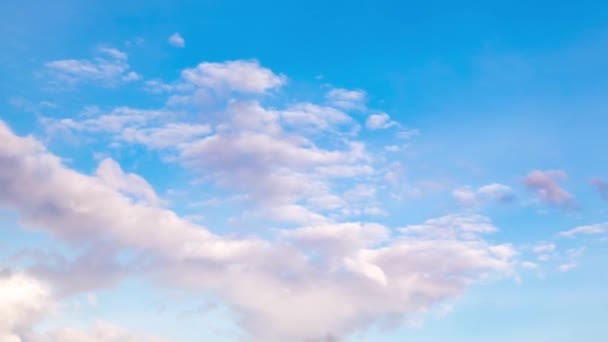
0, 119, 515, 341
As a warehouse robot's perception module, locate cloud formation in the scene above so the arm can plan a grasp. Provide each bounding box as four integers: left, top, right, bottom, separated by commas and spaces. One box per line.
0, 119, 515, 341
524, 170, 576, 210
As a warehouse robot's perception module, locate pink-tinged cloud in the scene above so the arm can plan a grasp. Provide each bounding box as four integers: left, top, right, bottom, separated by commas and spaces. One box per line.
591, 177, 608, 201
524, 170, 577, 210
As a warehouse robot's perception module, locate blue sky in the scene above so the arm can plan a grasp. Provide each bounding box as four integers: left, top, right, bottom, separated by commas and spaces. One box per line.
1, 0, 608, 341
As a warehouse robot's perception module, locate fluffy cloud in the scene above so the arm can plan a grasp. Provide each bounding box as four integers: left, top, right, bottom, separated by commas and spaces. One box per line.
524, 170, 576, 210
0, 272, 53, 341
44, 47, 141, 86
0, 120, 515, 341
168, 32, 185, 48
181, 60, 286, 94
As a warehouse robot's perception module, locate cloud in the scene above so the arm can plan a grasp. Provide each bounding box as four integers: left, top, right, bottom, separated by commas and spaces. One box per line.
452, 187, 478, 206
524, 170, 576, 210
279, 103, 354, 132
177, 100, 368, 220
95, 158, 162, 206
0, 120, 515, 341
42, 107, 211, 149
452, 183, 515, 207
120, 122, 212, 149
0, 272, 53, 341
591, 177, 608, 201
32, 321, 169, 342
168, 32, 185, 48
520, 261, 539, 269
181, 60, 286, 94
532, 242, 556, 254
559, 224, 606, 238
325, 88, 367, 110
366, 113, 398, 130
478, 183, 516, 203
44, 47, 141, 86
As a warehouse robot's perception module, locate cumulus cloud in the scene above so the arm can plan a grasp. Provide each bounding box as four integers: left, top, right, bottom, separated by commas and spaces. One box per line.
44, 47, 141, 86
0, 120, 516, 341
168, 32, 185, 48
181, 60, 286, 94
524, 170, 576, 210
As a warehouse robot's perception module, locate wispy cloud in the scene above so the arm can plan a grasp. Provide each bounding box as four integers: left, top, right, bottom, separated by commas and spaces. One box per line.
44, 47, 141, 87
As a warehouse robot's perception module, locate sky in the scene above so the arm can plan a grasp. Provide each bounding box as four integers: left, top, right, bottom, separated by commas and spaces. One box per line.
1, 0, 608, 341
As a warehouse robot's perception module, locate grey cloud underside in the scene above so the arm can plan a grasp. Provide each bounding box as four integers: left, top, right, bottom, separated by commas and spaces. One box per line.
0, 121, 515, 341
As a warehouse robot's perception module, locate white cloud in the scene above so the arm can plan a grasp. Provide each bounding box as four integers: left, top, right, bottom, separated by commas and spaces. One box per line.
558, 262, 577, 272
42, 107, 212, 149
32, 321, 169, 342
452, 187, 478, 206
0, 120, 516, 341
325, 88, 366, 110
95, 158, 162, 206
168, 32, 185, 48
279, 103, 354, 131
532, 242, 556, 254
120, 122, 212, 149
181, 60, 286, 94
478, 183, 515, 203
559, 224, 606, 238
0, 272, 53, 341
366, 113, 398, 130
452, 183, 515, 207
521, 261, 539, 269
44, 47, 141, 86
